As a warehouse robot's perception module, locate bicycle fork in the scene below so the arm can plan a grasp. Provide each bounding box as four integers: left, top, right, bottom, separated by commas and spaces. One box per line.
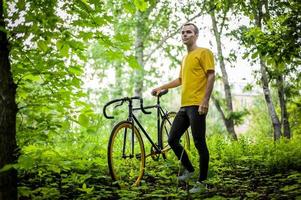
121, 100, 140, 159
121, 123, 140, 159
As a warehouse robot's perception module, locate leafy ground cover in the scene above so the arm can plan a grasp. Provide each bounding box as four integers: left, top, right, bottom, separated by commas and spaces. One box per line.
17, 134, 301, 199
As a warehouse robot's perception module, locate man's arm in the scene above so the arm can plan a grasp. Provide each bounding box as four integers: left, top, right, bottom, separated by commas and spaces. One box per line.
152, 78, 181, 96
199, 70, 215, 114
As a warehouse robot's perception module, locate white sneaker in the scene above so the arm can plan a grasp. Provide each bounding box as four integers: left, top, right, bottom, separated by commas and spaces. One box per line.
178, 169, 194, 181
189, 181, 207, 193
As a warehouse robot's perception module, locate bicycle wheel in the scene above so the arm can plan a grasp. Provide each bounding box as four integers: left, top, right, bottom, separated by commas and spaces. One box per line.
107, 121, 145, 188
160, 111, 190, 159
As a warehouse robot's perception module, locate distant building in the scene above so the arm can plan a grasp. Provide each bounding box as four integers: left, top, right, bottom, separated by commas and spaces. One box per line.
232, 81, 261, 134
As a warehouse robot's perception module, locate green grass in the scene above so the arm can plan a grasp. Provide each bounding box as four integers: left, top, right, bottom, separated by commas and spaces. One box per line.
16, 131, 301, 199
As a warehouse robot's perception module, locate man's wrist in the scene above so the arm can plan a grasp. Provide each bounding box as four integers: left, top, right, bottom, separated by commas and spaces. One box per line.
160, 86, 166, 90
201, 99, 209, 104
203, 97, 210, 103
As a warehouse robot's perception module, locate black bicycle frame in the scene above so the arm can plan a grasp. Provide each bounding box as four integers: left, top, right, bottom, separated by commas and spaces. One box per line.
131, 96, 168, 154
103, 91, 171, 158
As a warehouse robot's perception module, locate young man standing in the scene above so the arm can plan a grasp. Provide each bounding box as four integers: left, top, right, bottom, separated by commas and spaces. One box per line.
151, 23, 215, 193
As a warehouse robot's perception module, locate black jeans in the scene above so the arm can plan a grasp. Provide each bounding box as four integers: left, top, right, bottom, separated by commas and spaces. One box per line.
168, 106, 209, 182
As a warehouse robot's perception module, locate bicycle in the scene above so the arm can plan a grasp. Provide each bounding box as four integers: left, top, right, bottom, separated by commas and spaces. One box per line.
103, 90, 190, 188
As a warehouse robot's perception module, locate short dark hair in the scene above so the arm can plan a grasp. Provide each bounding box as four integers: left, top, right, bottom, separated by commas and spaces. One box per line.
182, 23, 199, 35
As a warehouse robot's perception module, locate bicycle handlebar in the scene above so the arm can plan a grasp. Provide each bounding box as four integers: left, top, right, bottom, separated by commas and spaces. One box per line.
103, 98, 125, 119
139, 98, 151, 115
103, 96, 151, 119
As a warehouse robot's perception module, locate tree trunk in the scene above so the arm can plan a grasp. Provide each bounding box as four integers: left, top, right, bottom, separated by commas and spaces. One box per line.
262, 0, 290, 139
259, 60, 282, 140
134, 10, 145, 97
111, 63, 123, 127
276, 75, 291, 138
255, 1, 282, 140
210, 11, 237, 140
133, 2, 157, 97
0, 1, 18, 199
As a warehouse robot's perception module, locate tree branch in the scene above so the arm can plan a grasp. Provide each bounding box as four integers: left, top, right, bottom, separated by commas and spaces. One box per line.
166, 49, 181, 65
18, 103, 48, 111
218, 10, 227, 35
142, 0, 159, 39
23, 54, 56, 95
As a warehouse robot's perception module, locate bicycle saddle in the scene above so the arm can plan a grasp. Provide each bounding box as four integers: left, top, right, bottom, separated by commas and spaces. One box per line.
152, 89, 169, 97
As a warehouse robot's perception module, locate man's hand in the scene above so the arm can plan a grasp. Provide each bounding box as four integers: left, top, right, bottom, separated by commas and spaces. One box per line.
151, 87, 162, 96
151, 78, 181, 96
199, 71, 215, 115
198, 100, 209, 115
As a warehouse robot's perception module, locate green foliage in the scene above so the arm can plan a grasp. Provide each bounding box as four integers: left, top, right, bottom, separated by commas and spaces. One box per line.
209, 134, 301, 172
286, 73, 301, 136
206, 134, 301, 199
17, 128, 113, 199
6, 0, 106, 146
16, 129, 301, 199
2, 0, 300, 199
227, 109, 249, 125
245, 96, 273, 137
233, 0, 300, 86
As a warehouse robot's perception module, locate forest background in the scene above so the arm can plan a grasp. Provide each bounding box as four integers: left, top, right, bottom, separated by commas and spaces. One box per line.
0, 0, 301, 199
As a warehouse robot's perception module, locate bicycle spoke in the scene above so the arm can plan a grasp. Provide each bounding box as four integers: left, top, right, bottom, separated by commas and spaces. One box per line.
163, 124, 170, 138
122, 127, 127, 157
160, 112, 190, 160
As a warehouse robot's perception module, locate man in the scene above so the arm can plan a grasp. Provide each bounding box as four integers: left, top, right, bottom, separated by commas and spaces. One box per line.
151, 23, 215, 193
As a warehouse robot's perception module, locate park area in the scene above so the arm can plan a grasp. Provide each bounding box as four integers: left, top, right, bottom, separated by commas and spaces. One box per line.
1, 0, 301, 199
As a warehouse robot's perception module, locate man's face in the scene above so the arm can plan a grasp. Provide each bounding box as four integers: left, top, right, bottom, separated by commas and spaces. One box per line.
181, 25, 198, 46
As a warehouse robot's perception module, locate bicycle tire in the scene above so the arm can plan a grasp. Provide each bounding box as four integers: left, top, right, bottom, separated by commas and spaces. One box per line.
107, 121, 145, 187
160, 111, 190, 159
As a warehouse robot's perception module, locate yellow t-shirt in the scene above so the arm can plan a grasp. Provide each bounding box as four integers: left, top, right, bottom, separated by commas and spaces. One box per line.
179, 47, 215, 107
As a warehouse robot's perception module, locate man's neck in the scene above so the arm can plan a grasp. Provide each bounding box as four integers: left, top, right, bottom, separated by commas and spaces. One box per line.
186, 44, 198, 52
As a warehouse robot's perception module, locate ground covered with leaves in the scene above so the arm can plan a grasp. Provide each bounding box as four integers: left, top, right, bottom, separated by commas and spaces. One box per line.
17, 134, 301, 199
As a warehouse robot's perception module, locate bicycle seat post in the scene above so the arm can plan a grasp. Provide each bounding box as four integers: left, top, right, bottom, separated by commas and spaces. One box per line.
157, 95, 161, 149
128, 98, 133, 122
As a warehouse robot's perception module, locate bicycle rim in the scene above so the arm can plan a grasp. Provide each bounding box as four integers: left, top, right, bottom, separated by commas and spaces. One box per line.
107, 121, 145, 188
